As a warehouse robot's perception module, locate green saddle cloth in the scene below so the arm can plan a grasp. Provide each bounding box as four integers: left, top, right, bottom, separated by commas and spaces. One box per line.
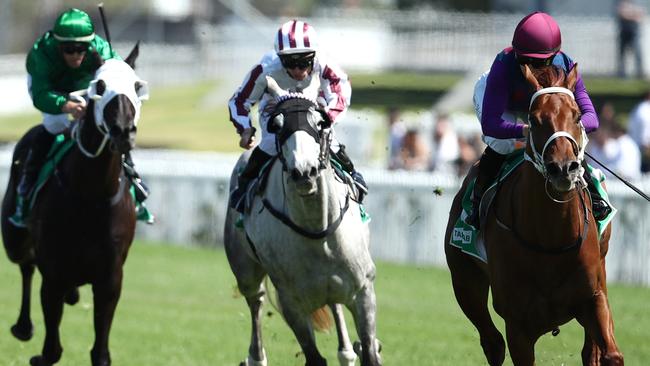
449, 149, 616, 262
21, 134, 153, 223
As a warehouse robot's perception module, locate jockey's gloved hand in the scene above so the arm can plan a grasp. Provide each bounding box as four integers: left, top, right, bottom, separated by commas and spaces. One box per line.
239, 127, 256, 149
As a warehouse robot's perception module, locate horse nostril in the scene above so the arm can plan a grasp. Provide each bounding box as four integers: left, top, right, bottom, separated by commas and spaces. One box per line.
309, 166, 318, 177
291, 168, 302, 180
545, 162, 561, 177
567, 161, 581, 173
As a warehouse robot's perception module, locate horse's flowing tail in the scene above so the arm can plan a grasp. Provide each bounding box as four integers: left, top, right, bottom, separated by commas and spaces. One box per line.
311, 306, 333, 332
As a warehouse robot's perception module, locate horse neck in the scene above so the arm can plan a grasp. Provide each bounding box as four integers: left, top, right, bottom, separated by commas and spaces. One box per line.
267, 161, 341, 231
69, 113, 123, 199
514, 164, 587, 243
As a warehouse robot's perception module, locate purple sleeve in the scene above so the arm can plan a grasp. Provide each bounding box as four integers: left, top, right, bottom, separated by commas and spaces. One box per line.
481, 58, 525, 139
572, 66, 598, 133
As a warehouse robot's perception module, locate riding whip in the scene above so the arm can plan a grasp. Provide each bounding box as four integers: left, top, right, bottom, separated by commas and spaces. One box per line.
98, 3, 112, 52
585, 152, 650, 202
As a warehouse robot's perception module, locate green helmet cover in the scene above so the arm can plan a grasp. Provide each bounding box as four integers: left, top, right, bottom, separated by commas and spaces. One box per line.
53, 8, 95, 42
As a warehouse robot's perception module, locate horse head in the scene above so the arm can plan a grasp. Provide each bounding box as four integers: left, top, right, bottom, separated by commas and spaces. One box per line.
265, 76, 330, 196
521, 64, 587, 192
80, 43, 149, 157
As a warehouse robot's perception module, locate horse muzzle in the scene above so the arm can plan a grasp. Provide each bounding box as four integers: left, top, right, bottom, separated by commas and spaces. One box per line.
289, 167, 318, 196
544, 159, 581, 192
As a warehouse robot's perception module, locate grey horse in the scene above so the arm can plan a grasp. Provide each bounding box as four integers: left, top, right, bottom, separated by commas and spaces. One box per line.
224, 76, 381, 366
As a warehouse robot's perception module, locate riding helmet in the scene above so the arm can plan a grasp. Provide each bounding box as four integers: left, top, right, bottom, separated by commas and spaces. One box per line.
274, 19, 318, 55
52, 8, 95, 43
512, 11, 561, 59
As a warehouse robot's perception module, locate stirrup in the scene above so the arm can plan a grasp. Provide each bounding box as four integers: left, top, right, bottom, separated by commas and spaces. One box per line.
351, 171, 368, 194
132, 178, 149, 202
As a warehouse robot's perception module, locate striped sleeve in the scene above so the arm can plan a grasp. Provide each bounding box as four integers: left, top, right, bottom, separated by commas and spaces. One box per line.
320, 63, 351, 124
228, 64, 265, 133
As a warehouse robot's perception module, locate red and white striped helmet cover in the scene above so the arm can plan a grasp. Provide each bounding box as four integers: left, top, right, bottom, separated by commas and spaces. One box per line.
274, 20, 318, 55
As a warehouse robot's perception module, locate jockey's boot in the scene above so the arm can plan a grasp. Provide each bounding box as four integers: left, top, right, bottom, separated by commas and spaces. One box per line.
583, 166, 612, 221
123, 151, 150, 203
231, 148, 273, 213
9, 126, 55, 228
466, 146, 506, 230
332, 144, 368, 202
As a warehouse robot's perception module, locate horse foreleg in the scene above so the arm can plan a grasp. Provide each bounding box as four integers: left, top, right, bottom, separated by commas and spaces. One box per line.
242, 288, 267, 366
279, 295, 326, 366
348, 283, 382, 366
446, 245, 505, 365
576, 290, 624, 366
90, 274, 123, 366
31, 280, 65, 366
504, 322, 536, 366
329, 304, 356, 366
581, 329, 601, 366
11, 261, 35, 341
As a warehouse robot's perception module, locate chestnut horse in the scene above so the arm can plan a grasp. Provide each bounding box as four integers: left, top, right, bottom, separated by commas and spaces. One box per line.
445, 64, 623, 365
1, 44, 147, 366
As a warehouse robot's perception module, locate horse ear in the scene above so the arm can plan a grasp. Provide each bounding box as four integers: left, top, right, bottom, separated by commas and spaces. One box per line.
520, 64, 541, 91
125, 41, 140, 70
135, 80, 149, 101
96, 80, 106, 95
87, 79, 106, 101
265, 76, 287, 98
566, 63, 578, 92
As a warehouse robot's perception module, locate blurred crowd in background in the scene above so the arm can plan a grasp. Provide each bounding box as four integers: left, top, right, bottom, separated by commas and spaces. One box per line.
386, 107, 484, 177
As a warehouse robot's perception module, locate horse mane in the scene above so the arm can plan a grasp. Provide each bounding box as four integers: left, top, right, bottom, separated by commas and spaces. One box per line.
530, 65, 567, 88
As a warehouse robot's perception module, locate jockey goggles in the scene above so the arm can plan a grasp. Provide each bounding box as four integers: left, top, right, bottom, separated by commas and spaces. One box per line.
517, 54, 554, 67
280, 52, 315, 70
60, 42, 89, 54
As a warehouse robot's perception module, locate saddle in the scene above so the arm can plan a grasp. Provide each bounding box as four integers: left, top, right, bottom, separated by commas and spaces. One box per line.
16, 134, 152, 223
449, 149, 615, 262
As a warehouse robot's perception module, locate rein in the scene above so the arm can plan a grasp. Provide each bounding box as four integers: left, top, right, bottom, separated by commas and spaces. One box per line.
72, 113, 111, 158
262, 194, 350, 240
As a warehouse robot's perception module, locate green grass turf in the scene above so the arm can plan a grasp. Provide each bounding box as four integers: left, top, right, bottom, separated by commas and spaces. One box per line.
1, 241, 648, 365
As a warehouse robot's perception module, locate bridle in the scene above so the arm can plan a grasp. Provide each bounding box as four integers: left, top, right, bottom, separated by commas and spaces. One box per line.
72, 59, 148, 158
261, 94, 349, 239
494, 86, 591, 254
524, 87, 589, 201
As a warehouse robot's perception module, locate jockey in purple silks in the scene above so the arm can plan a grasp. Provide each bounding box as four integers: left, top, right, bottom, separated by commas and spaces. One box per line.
467, 11, 611, 229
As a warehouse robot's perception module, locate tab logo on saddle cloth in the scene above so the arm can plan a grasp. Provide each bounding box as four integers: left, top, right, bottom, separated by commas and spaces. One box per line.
452, 227, 473, 244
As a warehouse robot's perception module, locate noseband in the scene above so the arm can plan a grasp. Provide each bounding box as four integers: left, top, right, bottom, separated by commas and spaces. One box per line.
524, 87, 588, 194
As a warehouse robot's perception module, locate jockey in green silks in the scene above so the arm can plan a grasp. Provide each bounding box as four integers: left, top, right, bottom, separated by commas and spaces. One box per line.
9, 8, 150, 227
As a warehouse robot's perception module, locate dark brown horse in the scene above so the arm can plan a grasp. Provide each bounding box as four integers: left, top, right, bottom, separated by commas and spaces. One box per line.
1, 44, 147, 366
445, 64, 623, 365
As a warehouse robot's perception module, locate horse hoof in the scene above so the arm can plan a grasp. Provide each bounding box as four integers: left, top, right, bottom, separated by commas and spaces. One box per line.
30, 355, 52, 366
11, 323, 33, 341
64, 288, 80, 305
